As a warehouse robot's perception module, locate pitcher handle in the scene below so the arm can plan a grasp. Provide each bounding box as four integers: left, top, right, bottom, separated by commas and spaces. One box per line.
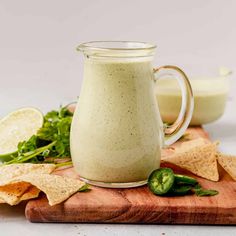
153, 65, 194, 146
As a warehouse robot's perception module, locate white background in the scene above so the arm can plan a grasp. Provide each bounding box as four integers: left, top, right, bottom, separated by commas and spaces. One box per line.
0, 1, 236, 235
0, 0, 236, 113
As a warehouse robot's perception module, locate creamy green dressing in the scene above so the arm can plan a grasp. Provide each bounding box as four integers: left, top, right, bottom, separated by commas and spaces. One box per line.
155, 79, 228, 125
71, 59, 163, 183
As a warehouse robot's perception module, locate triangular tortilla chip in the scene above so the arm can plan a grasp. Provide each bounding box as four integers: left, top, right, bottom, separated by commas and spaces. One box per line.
217, 153, 236, 181
162, 142, 219, 181
0, 163, 56, 185
0, 182, 32, 205
0, 164, 55, 205
0, 185, 41, 205
9, 173, 85, 206
162, 138, 210, 157
177, 138, 210, 152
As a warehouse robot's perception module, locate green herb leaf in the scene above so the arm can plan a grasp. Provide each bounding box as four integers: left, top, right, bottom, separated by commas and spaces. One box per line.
193, 184, 219, 196
55, 161, 73, 168
37, 107, 73, 158
78, 184, 90, 192
4, 141, 56, 165
179, 133, 192, 141
2, 106, 73, 165
193, 188, 219, 196
17, 135, 38, 154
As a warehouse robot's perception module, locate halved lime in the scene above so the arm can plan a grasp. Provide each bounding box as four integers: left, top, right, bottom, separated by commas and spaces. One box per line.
0, 107, 44, 157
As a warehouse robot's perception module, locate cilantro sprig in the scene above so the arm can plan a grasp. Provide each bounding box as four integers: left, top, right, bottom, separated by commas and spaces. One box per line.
2, 106, 73, 165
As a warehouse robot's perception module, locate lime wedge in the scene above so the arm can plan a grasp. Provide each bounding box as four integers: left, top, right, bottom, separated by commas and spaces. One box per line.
0, 107, 44, 155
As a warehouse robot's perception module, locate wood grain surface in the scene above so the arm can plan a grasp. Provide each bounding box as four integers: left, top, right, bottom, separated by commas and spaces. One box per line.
25, 127, 236, 224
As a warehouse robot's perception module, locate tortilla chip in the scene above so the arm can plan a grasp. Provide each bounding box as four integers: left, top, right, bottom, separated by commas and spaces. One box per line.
217, 153, 236, 181
0, 182, 32, 205
0, 163, 56, 185
162, 138, 210, 157
0, 163, 85, 206
0, 185, 40, 205
18, 186, 41, 201
9, 173, 85, 206
0, 164, 55, 205
177, 138, 210, 152
162, 142, 219, 181
0, 198, 5, 203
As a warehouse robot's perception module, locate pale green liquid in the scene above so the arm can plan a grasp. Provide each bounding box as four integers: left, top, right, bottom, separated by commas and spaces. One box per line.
71, 59, 162, 183
155, 79, 228, 125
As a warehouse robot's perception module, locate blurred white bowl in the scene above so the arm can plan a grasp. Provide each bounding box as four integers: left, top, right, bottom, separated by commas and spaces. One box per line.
155, 67, 231, 126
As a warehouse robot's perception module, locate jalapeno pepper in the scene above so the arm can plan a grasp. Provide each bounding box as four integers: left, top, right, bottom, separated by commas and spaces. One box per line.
174, 174, 198, 185
148, 168, 218, 197
148, 168, 175, 195
170, 185, 192, 195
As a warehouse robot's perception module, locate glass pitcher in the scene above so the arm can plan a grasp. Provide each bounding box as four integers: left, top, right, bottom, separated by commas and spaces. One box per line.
70, 41, 193, 188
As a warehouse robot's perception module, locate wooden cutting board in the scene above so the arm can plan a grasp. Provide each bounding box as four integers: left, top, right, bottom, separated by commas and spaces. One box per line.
25, 127, 236, 224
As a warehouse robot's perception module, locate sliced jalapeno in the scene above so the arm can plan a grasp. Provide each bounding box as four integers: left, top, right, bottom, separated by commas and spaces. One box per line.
170, 185, 192, 195
148, 168, 175, 195
174, 174, 198, 185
